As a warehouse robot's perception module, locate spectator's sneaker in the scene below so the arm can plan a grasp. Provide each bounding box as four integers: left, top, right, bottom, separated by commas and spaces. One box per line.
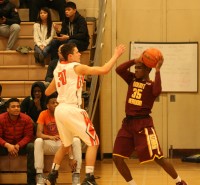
43, 170, 58, 185
36, 173, 45, 185
81, 174, 98, 185
176, 180, 188, 185
72, 173, 80, 185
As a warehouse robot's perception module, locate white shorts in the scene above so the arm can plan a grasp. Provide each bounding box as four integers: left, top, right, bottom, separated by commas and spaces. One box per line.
55, 103, 99, 147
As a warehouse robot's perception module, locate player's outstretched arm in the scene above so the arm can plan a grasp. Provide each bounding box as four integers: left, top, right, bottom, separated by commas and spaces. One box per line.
45, 78, 57, 96
75, 44, 126, 76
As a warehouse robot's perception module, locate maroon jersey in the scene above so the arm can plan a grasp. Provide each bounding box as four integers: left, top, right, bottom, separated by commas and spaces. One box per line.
116, 60, 161, 116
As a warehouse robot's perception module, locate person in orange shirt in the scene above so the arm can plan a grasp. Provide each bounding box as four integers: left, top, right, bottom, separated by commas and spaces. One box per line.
34, 92, 82, 185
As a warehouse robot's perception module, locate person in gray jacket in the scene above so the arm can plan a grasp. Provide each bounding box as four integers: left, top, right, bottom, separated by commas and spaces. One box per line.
0, 0, 21, 50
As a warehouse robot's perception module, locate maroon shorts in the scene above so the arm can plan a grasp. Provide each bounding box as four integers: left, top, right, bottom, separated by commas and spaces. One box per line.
113, 116, 163, 163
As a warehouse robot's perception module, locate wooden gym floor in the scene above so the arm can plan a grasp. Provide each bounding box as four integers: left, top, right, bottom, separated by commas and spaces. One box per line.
1, 158, 199, 185
92, 158, 199, 185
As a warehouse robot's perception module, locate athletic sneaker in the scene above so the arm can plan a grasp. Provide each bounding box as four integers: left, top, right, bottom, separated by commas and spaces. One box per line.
43, 170, 58, 185
36, 173, 45, 185
72, 173, 80, 185
81, 174, 98, 185
176, 180, 188, 185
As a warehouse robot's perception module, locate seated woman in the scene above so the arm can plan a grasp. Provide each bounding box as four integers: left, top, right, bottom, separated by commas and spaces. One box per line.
33, 7, 55, 66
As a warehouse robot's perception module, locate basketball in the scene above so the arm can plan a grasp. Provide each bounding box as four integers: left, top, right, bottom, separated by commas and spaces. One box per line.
141, 48, 163, 68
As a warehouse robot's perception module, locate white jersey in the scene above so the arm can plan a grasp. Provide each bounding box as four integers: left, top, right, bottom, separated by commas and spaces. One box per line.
54, 61, 84, 106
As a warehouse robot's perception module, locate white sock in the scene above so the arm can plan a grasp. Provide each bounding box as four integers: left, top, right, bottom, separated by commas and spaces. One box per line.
75, 169, 81, 173
85, 166, 94, 174
175, 175, 182, 183
36, 169, 43, 174
128, 179, 137, 185
52, 163, 60, 171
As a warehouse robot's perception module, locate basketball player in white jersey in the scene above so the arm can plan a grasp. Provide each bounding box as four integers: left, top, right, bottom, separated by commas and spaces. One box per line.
44, 43, 126, 185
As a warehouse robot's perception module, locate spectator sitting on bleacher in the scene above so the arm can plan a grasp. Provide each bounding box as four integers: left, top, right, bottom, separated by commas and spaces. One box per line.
34, 92, 82, 185
20, 81, 46, 124
0, 84, 6, 114
50, 1, 89, 60
0, 0, 21, 50
33, 7, 55, 66
0, 98, 36, 185
27, 0, 67, 22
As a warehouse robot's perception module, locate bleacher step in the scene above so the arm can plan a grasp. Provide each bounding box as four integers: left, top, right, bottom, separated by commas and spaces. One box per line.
0, 65, 47, 81
0, 81, 37, 97
0, 50, 91, 65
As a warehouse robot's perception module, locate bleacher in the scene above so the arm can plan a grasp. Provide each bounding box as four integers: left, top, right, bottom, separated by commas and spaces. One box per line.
0, 22, 95, 98
0, 1, 96, 98
0, 1, 96, 184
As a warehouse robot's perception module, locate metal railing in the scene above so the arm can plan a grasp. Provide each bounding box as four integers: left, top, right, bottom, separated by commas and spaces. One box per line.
87, 0, 107, 121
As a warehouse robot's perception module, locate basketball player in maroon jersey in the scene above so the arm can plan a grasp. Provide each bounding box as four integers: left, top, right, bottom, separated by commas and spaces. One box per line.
112, 55, 187, 185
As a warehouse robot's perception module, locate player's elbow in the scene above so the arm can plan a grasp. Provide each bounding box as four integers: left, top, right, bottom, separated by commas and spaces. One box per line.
92, 67, 110, 75
94, 69, 109, 75
101, 71, 109, 75
101, 68, 110, 75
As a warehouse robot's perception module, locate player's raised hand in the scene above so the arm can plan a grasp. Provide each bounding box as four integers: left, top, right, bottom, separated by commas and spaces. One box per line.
155, 55, 164, 71
114, 44, 126, 58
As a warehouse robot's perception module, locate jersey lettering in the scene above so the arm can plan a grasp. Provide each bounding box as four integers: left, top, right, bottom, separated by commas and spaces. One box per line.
128, 82, 146, 106
128, 98, 142, 106
77, 75, 84, 89
133, 81, 146, 89
57, 69, 67, 87
131, 88, 142, 99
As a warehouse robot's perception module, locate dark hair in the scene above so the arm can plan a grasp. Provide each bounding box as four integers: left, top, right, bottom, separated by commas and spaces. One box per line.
45, 92, 58, 105
65, 2, 77, 9
36, 7, 52, 39
61, 43, 77, 60
0, 84, 2, 94
6, 98, 20, 108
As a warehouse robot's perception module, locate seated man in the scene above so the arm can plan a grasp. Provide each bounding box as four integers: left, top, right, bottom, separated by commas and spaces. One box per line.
0, 0, 21, 50
50, 1, 89, 60
0, 98, 36, 185
34, 92, 82, 185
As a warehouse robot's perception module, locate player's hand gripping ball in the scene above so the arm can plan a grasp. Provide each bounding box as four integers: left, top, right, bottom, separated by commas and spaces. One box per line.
141, 48, 163, 68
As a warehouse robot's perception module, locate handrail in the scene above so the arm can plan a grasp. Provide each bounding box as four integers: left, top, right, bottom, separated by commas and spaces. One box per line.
87, 0, 107, 120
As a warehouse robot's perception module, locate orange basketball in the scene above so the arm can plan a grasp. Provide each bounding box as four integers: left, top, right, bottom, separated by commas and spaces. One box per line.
141, 48, 163, 68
